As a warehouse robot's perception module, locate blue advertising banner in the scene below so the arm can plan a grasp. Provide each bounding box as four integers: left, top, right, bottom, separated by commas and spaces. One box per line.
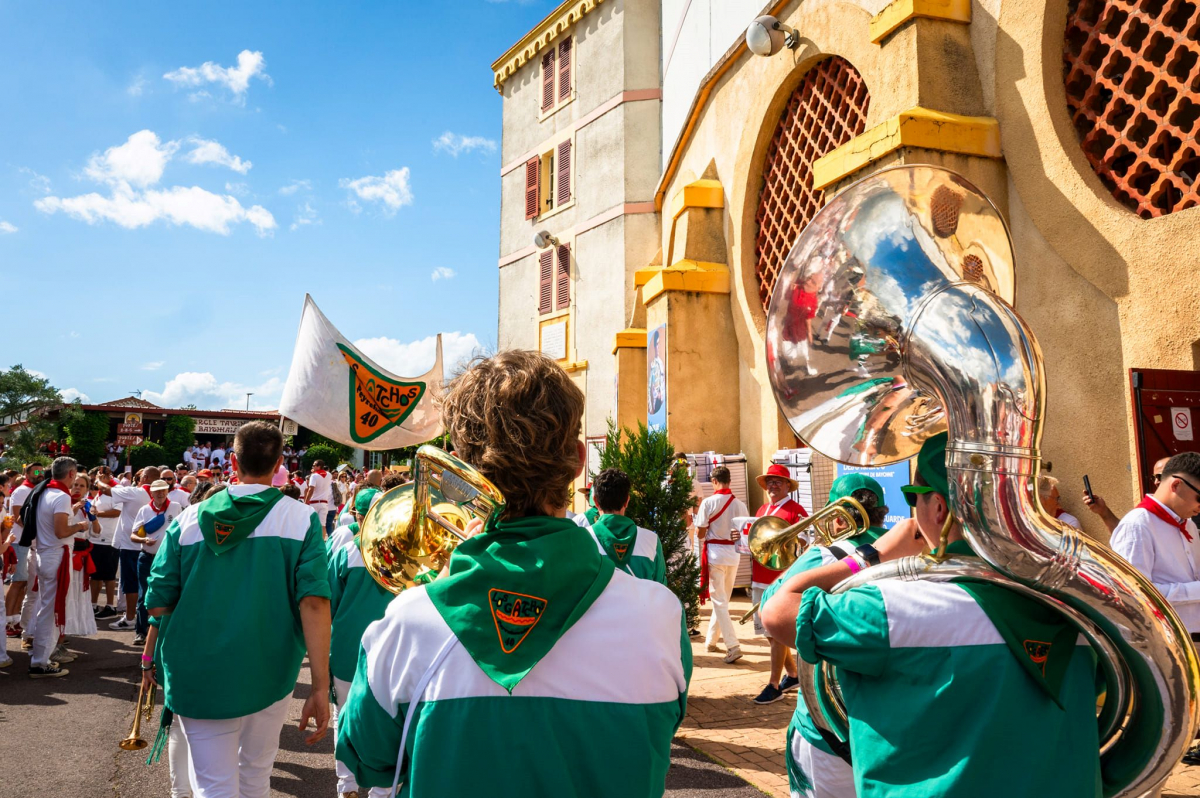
647, 324, 667, 432
834, 462, 912, 529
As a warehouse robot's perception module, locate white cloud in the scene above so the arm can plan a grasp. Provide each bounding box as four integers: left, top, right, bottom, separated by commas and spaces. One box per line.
432, 132, 497, 157
353, 331, 483, 378
224, 181, 249, 197
185, 138, 252, 174
142, 361, 165, 371
35, 130, 276, 237
163, 50, 270, 104
290, 202, 320, 231
84, 130, 179, 189
279, 179, 311, 196
339, 168, 412, 214
142, 372, 284, 410
20, 168, 51, 194
127, 76, 148, 97
60, 388, 91, 404
430, 266, 456, 281
0, 221, 16, 234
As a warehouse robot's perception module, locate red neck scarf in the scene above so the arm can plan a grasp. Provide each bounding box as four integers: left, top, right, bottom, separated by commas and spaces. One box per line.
46, 479, 72, 496
313, 469, 328, 478
142, 484, 155, 499
1138, 496, 1192, 542
713, 487, 733, 496
150, 496, 170, 514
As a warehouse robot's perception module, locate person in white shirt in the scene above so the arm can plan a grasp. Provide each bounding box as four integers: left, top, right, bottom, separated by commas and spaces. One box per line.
130, 479, 182, 646
211, 443, 226, 470
1033, 474, 1081, 529
88, 469, 122, 619
693, 466, 750, 663
28, 457, 88, 678
65, 474, 100, 638
5, 463, 43, 640
303, 459, 334, 535
163, 469, 191, 509
95, 466, 159, 631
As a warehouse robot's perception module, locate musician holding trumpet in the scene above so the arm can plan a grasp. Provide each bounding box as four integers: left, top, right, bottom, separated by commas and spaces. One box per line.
761, 434, 1101, 797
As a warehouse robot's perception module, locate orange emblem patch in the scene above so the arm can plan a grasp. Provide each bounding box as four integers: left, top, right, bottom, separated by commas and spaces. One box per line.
214, 522, 235, 545
1023, 639, 1051, 676
488, 588, 548, 654
338, 344, 426, 444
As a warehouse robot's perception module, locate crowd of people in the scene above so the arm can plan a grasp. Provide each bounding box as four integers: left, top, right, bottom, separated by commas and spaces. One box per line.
3, 350, 1200, 798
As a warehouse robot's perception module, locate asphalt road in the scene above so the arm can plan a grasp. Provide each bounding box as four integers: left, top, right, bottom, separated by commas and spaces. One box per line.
1, 626, 766, 798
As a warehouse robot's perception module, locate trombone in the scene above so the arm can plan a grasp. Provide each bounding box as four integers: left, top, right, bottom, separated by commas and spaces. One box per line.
119, 676, 157, 751
737, 496, 869, 624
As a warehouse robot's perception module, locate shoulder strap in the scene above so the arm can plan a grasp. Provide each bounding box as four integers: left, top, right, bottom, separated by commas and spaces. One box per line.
708, 494, 737, 523
827, 540, 856, 561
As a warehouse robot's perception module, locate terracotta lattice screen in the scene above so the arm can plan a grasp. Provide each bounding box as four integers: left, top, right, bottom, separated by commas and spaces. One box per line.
754, 57, 869, 312
1064, 0, 1200, 218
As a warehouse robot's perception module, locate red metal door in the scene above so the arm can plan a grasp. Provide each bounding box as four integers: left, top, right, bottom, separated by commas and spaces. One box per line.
1130, 368, 1200, 495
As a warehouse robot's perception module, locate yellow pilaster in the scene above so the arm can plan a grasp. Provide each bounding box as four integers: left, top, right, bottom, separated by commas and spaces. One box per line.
869, 0, 971, 43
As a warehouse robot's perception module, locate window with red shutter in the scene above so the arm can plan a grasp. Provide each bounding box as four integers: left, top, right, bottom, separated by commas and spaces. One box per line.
555, 244, 570, 310
538, 250, 554, 315
524, 157, 540, 220
558, 39, 572, 104
556, 140, 571, 207
541, 48, 556, 112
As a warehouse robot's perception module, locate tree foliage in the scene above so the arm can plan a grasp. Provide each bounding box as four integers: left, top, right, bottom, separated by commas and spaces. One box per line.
306, 433, 353, 463
599, 421, 700, 630
302, 443, 346, 471
0, 364, 64, 470
384, 432, 451, 466
127, 441, 167, 472
62, 405, 110, 469
162, 415, 196, 466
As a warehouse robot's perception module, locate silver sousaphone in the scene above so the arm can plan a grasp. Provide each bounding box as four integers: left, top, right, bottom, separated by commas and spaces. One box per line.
764, 165, 1200, 797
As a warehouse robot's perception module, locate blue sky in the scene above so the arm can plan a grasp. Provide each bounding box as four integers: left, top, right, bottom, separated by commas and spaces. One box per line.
1, 1, 552, 410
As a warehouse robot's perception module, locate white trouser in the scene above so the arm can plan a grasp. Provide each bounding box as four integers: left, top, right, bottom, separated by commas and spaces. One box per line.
705, 562, 740, 649
334, 677, 392, 797
178, 694, 291, 798
790, 732, 856, 798
30, 546, 64, 667
170, 720, 195, 798
20, 547, 39, 633
309, 504, 329, 534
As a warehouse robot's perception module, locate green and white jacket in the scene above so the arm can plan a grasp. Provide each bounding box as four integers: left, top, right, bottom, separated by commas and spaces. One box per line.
794, 542, 1101, 798
145, 484, 330, 720
588, 515, 667, 585
336, 516, 691, 798
328, 534, 395, 684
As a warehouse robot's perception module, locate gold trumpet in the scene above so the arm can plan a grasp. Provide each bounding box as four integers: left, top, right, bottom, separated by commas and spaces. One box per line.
359, 445, 504, 594
119, 677, 157, 751
737, 496, 869, 624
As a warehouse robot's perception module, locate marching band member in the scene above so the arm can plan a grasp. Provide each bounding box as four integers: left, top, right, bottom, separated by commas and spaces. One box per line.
758, 473, 892, 798
145, 421, 331, 798
337, 351, 690, 798
762, 433, 1101, 797
694, 466, 749, 663
327, 489, 398, 798
326, 487, 380, 555
750, 465, 807, 705
587, 468, 666, 584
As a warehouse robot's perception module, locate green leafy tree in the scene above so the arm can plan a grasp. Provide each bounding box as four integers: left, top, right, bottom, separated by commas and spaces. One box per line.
384, 432, 451, 467
162, 415, 196, 465
128, 441, 167, 472
306, 433, 353, 463
302, 443, 346, 471
599, 421, 701, 629
62, 405, 110, 469
0, 364, 63, 470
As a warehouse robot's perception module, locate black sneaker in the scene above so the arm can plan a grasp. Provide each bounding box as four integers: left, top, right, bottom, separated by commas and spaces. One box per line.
133, 633, 146, 646
779, 674, 801, 693
753, 684, 785, 705
29, 662, 68, 679
1184, 745, 1200, 766
96, 606, 118, 620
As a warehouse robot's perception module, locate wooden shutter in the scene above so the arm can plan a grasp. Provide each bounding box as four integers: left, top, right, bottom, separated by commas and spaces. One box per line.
555, 244, 571, 310
541, 48, 556, 111
539, 249, 554, 315
524, 157, 540, 220
558, 38, 572, 103
556, 140, 571, 207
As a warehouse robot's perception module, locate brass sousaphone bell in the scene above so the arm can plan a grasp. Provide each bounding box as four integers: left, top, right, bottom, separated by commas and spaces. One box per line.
358, 445, 505, 594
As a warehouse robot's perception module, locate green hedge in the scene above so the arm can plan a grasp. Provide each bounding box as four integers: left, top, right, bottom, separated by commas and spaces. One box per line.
302, 444, 345, 471
64, 409, 110, 469
162, 415, 196, 466
127, 441, 168, 473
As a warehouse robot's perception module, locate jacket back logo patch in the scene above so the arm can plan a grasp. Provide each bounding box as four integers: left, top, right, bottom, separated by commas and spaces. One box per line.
1023, 639, 1050, 675
488, 588, 547, 654
214, 522, 235, 545
614, 544, 630, 558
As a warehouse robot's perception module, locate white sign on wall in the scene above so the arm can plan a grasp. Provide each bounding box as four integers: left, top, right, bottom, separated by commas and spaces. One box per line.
194, 417, 253, 435
1171, 407, 1194, 441
541, 320, 567, 361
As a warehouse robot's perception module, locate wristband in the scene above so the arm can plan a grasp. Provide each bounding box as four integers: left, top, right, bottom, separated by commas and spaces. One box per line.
843, 555, 864, 575
141, 654, 152, 663
140, 663, 155, 671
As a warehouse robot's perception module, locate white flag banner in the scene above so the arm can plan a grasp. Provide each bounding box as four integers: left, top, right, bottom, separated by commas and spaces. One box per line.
280, 295, 444, 450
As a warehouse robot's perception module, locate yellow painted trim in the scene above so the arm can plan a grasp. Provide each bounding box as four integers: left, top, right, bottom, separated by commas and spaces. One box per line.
811, 107, 1002, 190
491, 0, 609, 92
562, 359, 589, 373
641, 260, 730, 304
869, 0, 971, 44
634, 266, 659, 287
612, 328, 648, 354
669, 179, 725, 220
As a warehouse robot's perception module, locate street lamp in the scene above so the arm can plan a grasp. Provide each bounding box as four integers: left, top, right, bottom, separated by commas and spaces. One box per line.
246, 393, 253, 410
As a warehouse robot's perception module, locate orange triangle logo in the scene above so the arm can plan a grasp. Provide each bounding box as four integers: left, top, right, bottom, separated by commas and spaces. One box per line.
614, 543, 630, 558
488, 588, 548, 654
337, 344, 427, 444
1023, 639, 1050, 676
214, 522, 235, 545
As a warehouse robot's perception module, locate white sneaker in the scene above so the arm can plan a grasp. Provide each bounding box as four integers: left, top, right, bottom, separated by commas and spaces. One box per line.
723, 647, 743, 664
0, 655, 13, 668
109, 617, 135, 630
51, 644, 76, 664
705, 643, 722, 653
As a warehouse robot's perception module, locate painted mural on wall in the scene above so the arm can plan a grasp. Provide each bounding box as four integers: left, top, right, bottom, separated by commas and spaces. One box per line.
647, 324, 667, 431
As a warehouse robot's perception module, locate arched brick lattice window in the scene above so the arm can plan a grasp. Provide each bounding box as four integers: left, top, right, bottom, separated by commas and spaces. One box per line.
755, 58, 869, 312
1064, 0, 1200, 218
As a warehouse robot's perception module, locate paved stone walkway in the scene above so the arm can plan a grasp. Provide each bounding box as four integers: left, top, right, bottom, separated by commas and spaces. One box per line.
682, 592, 1200, 798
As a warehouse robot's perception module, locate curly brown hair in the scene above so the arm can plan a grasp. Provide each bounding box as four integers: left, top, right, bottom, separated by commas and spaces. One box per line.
441, 350, 584, 519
